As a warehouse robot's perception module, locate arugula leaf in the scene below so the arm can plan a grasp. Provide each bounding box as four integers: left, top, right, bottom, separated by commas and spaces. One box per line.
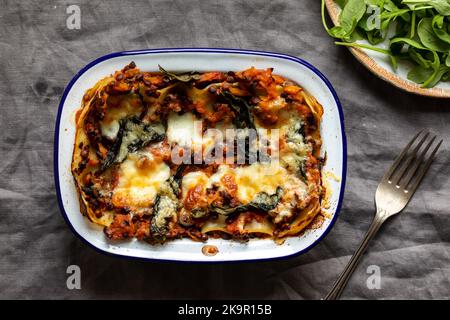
409, 48, 433, 67
367, 29, 387, 44
324, 0, 366, 39
407, 65, 435, 83
410, 11, 417, 38
418, 17, 450, 52
403, 0, 450, 16
335, 41, 399, 69
408, 50, 446, 87
422, 50, 445, 86
390, 36, 428, 50
432, 15, 450, 44
424, 65, 450, 87
335, 0, 348, 7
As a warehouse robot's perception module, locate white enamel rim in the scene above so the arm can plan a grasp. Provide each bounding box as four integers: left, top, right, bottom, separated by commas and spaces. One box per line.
54, 48, 347, 263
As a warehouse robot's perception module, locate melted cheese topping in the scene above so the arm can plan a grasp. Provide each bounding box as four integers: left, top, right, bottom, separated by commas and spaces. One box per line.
112, 152, 170, 208
279, 118, 311, 173
181, 162, 307, 205
166, 112, 231, 157
213, 163, 298, 204
233, 163, 288, 203
100, 95, 141, 139
166, 112, 203, 147
101, 120, 120, 140
181, 171, 209, 198
269, 96, 287, 111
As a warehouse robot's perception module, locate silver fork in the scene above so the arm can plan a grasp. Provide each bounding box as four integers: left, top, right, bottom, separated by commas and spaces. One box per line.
324, 129, 443, 300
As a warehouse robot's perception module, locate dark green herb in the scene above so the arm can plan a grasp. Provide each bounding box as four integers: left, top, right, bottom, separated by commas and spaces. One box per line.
220, 91, 255, 129
158, 65, 201, 82
322, 0, 450, 88
150, 194, 178, 243
149, 165, 187, 242
210, 187, 283, 216
168, 164, 186, 196
100, 123, 125, 171
100, 117, 165, 171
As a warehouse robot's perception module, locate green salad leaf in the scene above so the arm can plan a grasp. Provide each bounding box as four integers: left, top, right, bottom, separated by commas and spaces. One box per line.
418, 17, 450, 51
322, 0, 450, 88
403, 0, 450, 16
325, 0, 367, 39
432, 15, 450, 43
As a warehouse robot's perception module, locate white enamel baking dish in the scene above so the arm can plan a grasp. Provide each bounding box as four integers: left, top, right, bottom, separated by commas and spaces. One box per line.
54, 48, 347, 262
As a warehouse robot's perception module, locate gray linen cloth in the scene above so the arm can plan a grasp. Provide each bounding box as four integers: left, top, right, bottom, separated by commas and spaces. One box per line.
0, 0, 449, 299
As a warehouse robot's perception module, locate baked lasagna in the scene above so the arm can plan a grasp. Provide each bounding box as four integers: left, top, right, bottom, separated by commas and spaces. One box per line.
71, 62, 324, 244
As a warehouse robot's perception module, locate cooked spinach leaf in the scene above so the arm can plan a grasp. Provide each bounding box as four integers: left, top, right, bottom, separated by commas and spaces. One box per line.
150, 165, 187, 241
100, 122, 125, 171
210, 187, 283, 216
221, 91, 255, 129
100, 117, 165, 171
168, 164, 186, 196
158, 65, 201, 83
150, 194, 178, 242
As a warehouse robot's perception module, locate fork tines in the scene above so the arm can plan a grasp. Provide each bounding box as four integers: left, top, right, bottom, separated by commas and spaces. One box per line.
384, 129, 443, 194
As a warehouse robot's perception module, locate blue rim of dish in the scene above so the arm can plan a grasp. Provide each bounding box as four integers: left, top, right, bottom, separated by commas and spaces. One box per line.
54, 47, 347, 264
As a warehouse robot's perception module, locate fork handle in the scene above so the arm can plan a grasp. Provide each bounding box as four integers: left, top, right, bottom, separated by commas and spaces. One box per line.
324, 209, 388, 300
